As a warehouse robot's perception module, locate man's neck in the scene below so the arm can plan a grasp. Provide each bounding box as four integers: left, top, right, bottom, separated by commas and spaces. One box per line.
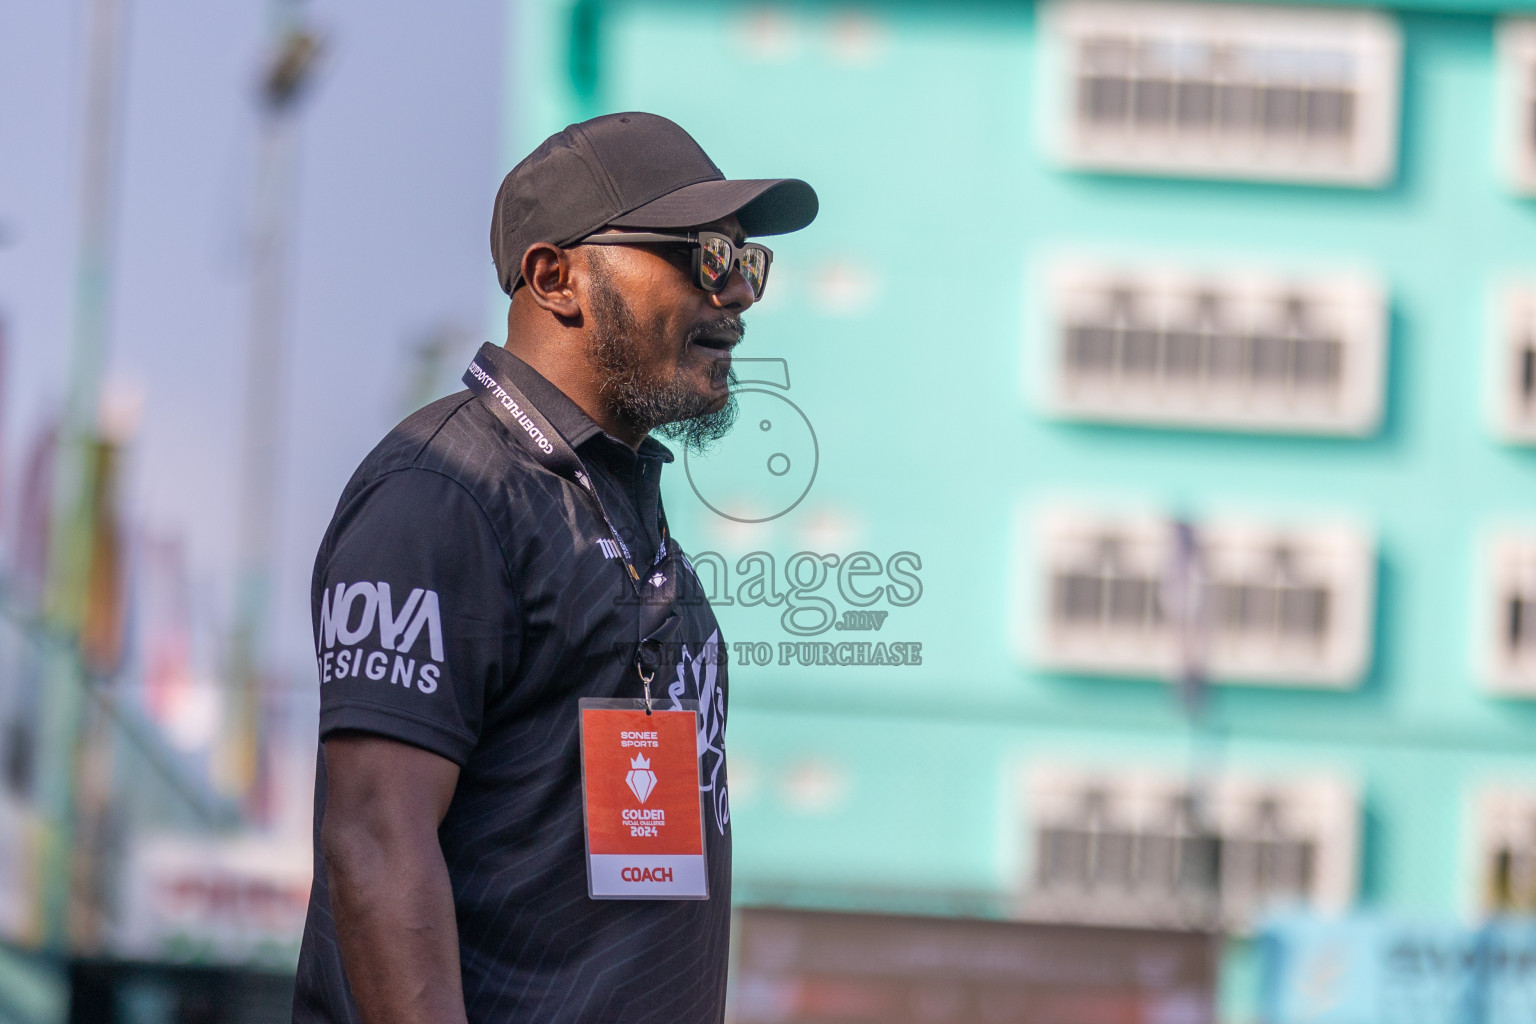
501, 334, 648, 451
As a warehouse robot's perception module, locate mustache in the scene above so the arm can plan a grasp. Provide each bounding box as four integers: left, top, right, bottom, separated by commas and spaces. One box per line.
684, 313, 747, 347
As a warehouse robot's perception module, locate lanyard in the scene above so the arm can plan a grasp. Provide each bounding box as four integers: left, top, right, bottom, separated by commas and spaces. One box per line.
461, 347, 671, 601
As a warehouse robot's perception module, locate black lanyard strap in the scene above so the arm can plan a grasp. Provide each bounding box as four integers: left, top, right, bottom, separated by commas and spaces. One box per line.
462, 347, 670, 595
465, 357, 581, 476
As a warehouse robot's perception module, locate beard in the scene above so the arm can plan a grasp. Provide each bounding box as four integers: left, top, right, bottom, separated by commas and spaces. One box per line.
585, 266, 741, 455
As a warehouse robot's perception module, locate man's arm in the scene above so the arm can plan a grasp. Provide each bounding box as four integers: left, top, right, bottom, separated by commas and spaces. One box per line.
320, 732, 467, 1024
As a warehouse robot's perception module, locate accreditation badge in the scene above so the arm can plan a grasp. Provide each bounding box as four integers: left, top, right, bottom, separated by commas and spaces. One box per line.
579, 698, 708, 900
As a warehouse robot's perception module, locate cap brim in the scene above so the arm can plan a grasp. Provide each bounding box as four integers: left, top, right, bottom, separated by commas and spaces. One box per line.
607, 177, 818, 236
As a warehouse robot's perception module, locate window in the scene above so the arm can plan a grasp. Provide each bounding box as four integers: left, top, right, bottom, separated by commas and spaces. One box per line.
1482, 534, 1536, 694
1491, 286, 1536, 443
1024, 766, 1358, 931
1035, 510, 1375, 687
1046, 263, 1387, 435
1498, 19, 1536, 194
1042, 0, 1401, 186
1477, 788, 1536, 914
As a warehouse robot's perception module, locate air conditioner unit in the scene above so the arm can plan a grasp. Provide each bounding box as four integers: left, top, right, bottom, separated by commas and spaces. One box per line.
1040, 0, 1401, 186
1213, 774, 1357, 925
1045, 263, 1387, 435
1024, 765, 1358, 932
1498, 20, 1536, 194
1029, 768, 1200, 928
1481, 534, 1536, 695
1199, 520, 1375, 686
1490, 286, 1536, 443
1475, 787, 1536, 914
1035, 510, 1375, 687
1035, 511, 1175, 677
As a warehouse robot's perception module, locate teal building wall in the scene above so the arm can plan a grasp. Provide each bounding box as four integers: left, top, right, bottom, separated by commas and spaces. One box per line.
503, 0, 1536, 1016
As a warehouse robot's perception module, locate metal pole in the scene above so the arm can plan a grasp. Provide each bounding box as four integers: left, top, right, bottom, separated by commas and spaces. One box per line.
1167, 519, 1208, 721
226, 1, 320, 810
1165, 518, 1225, 928
39, 0, 128, 949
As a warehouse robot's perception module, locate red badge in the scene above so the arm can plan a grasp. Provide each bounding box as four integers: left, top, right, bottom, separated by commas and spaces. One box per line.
579, 702, 708, 899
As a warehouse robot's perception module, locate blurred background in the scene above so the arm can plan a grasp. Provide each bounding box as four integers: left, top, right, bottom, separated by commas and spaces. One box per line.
5, 0, 1536, 1021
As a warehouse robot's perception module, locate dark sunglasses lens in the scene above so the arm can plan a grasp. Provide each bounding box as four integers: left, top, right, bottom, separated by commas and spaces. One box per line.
741, 248, 768, 297
698, 236, 732, 291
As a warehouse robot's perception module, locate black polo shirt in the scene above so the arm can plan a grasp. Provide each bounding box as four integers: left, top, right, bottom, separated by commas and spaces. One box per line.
293, 343, 732, 1024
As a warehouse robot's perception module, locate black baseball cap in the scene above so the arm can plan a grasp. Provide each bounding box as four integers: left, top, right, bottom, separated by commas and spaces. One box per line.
491, 112, 818, 295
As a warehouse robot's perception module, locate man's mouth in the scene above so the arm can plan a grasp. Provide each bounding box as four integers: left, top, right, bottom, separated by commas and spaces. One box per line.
688, 331, 738, 353
685, 314, 746, 356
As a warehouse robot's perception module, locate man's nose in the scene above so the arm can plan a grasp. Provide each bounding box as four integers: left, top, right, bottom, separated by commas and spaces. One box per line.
709, 263, 756, 312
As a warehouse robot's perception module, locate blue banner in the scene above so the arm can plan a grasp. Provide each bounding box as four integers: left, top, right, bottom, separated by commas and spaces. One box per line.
1262, 915, 1536, 1024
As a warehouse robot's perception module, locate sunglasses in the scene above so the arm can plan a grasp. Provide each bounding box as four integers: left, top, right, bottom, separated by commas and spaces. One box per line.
578, 230, 774, 299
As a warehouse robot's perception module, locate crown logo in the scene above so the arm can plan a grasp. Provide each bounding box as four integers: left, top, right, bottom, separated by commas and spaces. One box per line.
626, 752, 657, 804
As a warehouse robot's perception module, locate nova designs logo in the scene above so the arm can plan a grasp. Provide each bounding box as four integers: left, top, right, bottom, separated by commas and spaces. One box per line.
317, 582, 444, 693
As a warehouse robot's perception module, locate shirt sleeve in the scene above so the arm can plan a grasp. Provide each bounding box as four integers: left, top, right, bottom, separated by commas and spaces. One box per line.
312, 468, 515, 765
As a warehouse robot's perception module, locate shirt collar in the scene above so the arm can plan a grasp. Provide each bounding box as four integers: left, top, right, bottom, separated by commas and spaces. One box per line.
638, 435, 675, 464
471, 343, 675, 464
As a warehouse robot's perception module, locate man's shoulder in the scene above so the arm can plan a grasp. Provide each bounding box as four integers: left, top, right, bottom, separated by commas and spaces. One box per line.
314, 394, 527, 580
345, 390, 544, 502
319, 389, 572, 570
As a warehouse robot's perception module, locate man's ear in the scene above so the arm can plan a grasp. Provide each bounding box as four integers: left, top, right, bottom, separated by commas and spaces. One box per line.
521, 242, 582, 319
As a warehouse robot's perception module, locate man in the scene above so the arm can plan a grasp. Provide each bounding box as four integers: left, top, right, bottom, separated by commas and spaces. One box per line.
291, 112, 817, 1024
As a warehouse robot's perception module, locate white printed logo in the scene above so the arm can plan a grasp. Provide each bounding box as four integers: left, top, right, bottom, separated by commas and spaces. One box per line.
596, 538, 623, 560
668, 630, 729, 834
316, 581, 444, 693
625, 754, 657, 803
